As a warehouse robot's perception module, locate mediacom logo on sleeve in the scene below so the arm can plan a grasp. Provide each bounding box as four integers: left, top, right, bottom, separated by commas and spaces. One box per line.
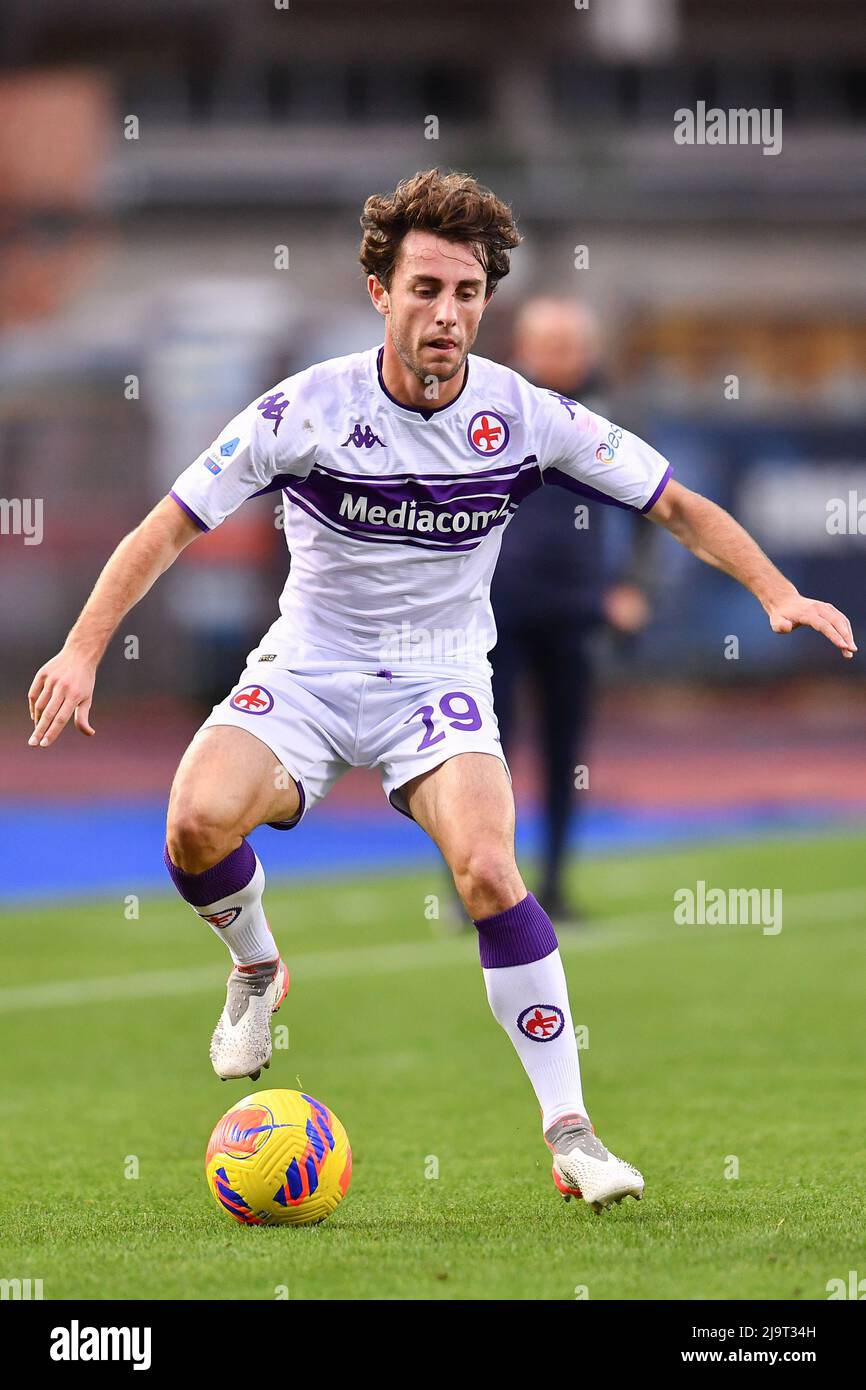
50, 1321, 152, 1371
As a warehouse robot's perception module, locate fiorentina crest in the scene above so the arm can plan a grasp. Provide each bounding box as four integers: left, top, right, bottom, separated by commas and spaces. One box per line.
199, 907, 242, 929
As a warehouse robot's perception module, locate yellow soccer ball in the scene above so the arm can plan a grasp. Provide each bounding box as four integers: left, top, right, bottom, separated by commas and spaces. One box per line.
205, 1088, 352, 1226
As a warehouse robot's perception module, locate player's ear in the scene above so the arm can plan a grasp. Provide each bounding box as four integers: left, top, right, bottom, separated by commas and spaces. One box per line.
368, 275, 389, 317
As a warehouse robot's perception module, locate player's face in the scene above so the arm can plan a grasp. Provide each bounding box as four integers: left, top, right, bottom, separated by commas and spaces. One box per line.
374, 230, 490, 384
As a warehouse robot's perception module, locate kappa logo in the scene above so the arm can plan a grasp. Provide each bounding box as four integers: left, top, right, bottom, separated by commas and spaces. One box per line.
517, 1004, 565, 1041
341, 423, 385, 449
199, 906, 242, 929
549, 391, 578, 421
230, 685, 274, 715
468, 411, 510, 457
256, 391, 290, 436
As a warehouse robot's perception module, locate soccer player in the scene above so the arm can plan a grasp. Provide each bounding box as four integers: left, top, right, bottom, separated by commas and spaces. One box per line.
28, 170, 855, 1213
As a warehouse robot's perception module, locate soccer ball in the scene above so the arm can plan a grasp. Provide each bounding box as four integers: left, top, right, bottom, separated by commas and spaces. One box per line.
205, 1088, 352, 1226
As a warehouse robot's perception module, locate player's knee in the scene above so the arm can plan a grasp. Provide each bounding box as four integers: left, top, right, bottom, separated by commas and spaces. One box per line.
165, 800, 241, 874
452, 845, 521, 920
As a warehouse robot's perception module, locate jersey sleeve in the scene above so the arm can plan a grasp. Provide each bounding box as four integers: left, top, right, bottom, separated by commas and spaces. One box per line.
535, 389, 672, 513
168, 379, 317, 532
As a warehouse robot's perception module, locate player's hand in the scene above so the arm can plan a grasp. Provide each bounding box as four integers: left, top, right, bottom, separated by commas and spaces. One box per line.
28, 646, 97, 746
603, 582, 651, 635
766, 595, 857, 659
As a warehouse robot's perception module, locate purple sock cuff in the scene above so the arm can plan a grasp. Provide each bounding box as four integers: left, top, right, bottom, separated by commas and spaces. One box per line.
164, 839, 257, 908
474, 892, 558, 969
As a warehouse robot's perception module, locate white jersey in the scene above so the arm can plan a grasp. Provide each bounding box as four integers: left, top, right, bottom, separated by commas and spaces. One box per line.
169, 345, 672, 679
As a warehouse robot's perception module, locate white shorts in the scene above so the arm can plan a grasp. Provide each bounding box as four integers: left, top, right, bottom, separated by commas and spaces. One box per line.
198, 663, 509, 829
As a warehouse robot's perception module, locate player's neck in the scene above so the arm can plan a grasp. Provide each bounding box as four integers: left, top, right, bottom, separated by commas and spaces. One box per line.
380, 335, 466, 411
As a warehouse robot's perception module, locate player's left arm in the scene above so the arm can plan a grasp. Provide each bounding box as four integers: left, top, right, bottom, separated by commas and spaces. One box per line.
647, 478, 857, 660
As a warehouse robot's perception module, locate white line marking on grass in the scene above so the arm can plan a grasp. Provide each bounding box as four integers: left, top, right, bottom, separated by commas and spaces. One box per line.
0, 925, 647, 1014
0, 887, 862, 1016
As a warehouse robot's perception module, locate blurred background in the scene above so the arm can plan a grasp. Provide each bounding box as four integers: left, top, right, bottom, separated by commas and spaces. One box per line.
2, 0, 865, 906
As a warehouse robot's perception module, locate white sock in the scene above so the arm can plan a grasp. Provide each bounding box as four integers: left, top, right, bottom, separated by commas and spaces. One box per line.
192, 854, 277, 967
482, 948, 588, 1131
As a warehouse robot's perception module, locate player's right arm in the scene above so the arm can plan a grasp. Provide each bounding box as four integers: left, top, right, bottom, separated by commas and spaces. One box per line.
28, 495, 203, 747
29, 375, 317, 748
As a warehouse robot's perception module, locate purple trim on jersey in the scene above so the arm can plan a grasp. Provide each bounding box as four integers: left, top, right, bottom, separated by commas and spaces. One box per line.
164, 838, 256, 907
256, 456, 540, 506
474, 892, 558, 969
252, 475, 298, 500
277, 456, 542, 552
376, 345, 470, 419
169, 490, 210, 532
640, 463, 673, 513
250, 454, 543, 506
267, 777, 306, 831
296, 461, 540, 509
310, 456, 537, 486
543, 467, 638, 513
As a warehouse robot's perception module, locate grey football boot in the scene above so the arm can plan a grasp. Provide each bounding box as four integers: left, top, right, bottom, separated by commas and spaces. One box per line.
210, 958, 290, 1081
545, 1113, 644, 1212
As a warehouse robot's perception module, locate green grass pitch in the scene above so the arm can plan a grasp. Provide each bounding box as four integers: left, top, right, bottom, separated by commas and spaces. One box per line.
1, 831, 864, 1301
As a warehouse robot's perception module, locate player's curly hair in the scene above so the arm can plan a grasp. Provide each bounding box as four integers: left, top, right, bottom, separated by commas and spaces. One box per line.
359, 168, 522, 297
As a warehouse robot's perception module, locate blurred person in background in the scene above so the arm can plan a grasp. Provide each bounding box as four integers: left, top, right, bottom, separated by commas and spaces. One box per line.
491, 297, 657, 923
